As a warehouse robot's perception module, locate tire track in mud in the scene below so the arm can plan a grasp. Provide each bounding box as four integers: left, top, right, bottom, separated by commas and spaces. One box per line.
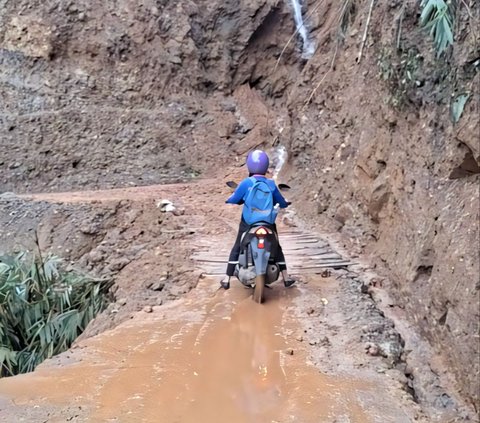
0, 182, 426, 422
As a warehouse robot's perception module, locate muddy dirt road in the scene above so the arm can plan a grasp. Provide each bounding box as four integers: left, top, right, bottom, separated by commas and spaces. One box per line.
0, 277, 414, 423
0, 181, 470, 422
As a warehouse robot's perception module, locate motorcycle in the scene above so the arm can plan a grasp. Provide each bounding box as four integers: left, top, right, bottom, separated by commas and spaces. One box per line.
226, 181, 291, 303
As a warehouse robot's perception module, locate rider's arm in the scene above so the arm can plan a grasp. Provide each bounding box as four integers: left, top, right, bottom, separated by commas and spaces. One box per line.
272, 185, 289, 208
226, 178, 250, 204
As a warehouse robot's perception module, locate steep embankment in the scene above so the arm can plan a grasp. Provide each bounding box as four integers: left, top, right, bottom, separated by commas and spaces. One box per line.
0, 0, 297, 191
1, 0, 479, 415
277, 0, 480, 410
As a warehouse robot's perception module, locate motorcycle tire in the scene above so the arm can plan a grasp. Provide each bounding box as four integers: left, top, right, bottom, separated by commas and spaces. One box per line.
253, 274, 265, 304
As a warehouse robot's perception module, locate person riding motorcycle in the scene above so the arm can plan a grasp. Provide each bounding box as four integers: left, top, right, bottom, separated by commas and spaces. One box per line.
221, 149, 296, 290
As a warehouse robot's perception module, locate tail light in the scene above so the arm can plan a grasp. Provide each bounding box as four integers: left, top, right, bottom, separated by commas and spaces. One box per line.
255, 227, 267, 249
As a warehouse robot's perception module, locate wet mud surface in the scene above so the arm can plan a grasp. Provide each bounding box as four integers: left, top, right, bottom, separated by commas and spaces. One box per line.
0, 276, 415, 423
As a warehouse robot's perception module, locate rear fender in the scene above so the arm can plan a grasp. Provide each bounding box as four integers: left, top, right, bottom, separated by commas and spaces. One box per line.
250, 239, 271, 276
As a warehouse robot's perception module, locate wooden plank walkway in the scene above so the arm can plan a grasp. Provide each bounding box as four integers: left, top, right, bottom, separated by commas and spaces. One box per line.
192, 230, 353, 276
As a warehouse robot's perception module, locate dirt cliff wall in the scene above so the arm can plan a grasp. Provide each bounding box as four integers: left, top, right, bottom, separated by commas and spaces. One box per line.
0, 0, 295, 191
280, 0, 480, 409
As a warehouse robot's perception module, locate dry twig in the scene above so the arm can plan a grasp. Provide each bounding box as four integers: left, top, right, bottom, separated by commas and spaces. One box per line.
396, 1, 407, 50
303, 45, 338, 108
357, 0, 375, 63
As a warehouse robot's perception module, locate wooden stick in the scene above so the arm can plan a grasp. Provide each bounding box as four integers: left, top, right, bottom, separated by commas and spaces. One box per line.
357, 0, 375, 63
396, 1, 406, 50
303, 59, 333, 107
291, 262, 354, 269
194, 259, 228, 263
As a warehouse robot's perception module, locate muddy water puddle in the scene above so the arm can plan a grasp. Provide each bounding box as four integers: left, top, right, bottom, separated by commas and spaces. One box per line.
0, 280, 396, 422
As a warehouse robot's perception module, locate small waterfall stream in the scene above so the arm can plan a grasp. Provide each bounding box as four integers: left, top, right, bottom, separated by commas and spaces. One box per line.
289, 0, 315, 58
272, 145, 287, 180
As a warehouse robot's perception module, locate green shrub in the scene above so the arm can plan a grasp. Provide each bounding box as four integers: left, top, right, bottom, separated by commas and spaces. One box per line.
0, 252, 111, 376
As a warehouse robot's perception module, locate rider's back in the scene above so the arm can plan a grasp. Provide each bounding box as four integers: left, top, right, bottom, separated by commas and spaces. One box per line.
226, 175, 288, 225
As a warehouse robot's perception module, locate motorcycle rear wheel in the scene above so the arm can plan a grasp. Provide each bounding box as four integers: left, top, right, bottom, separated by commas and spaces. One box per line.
253, 274, 265, 304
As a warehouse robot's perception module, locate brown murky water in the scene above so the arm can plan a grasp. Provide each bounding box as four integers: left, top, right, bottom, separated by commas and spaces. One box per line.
0, 278, 408, 422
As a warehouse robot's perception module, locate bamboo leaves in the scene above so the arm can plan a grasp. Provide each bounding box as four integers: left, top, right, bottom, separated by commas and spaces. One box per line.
0, 253, 111, 376
420, 0, 455, 56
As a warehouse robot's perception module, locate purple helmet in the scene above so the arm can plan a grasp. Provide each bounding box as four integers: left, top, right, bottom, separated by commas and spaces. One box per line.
246, 150, 269, 175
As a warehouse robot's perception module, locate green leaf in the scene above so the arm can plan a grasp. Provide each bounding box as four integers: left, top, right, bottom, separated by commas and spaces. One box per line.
451, 94, 470, 124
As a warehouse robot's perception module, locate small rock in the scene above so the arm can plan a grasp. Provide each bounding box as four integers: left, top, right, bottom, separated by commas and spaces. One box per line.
220, 100, 236, 112
284, 348, 294, 356
386, 369, 408, 386
369, 277, 384, 287
320, 336, 330, 346
117, 298, 127, 306
435, 393, 454, 409
333, 202, 355, 225
107, 257, 130, 272
367, 345, 380, 356
143, 305, 153, 313
309, 340, 317, 346
282, 215, 297, 227
0, 192, 18, 200
148, 281, 165, 291
88, 249, 104, 263
296, 334, 304, 342
157, 199, 176, 212
80, 224, 101, 235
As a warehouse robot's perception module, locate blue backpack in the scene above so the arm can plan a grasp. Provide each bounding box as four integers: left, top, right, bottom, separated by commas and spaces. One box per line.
242, 177, 278, 225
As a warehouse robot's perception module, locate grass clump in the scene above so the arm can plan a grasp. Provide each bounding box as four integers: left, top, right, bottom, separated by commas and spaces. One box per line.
377, 46, 423, 108
0, 252, 111, 376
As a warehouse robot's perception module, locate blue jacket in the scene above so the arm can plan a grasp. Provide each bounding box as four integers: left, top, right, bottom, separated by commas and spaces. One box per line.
226, 176, 289, 208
